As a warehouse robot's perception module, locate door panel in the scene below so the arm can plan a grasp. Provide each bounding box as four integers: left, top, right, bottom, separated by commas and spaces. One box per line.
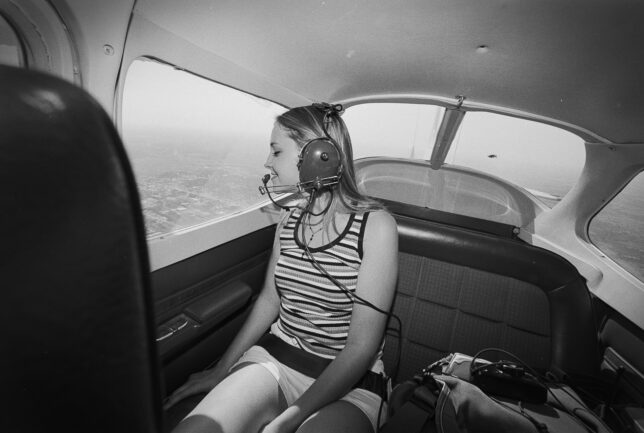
595, 298, 644, 432
156, 281, 253, 361
151, 224, 275, 394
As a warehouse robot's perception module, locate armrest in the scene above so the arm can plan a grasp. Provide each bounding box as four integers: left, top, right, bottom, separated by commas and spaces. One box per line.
156, 281, 253, 358
185, 281, 253, 325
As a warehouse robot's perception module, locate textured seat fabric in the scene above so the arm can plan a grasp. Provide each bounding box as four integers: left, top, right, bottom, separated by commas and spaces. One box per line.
383, 212, 600, 383
0, 66, 163, 432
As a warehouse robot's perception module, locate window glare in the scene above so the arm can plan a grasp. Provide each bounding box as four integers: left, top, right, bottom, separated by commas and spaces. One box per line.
344, 103, 443, 160
122, 59, 284, 239
589, 172, 644, 282
447, 113, 585, 207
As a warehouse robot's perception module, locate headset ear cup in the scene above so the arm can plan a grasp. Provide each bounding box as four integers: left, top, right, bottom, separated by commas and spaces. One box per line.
299, 138, 342, 187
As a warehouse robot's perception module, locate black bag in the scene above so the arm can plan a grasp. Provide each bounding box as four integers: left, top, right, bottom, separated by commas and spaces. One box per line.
383, 352, 612, 433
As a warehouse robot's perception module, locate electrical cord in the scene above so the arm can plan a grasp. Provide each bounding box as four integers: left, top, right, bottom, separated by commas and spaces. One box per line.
275, 102, 402, 430
470, 348, 598, 433
298, 190, 403, 433
300, 191, 403, 335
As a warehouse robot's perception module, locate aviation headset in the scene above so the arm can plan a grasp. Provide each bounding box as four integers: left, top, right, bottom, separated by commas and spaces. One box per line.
297, 102, 344, 190
259, 103, 344, 204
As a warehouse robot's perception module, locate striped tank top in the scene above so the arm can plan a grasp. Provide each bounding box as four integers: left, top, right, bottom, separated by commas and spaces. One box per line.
273, 208, 378, 361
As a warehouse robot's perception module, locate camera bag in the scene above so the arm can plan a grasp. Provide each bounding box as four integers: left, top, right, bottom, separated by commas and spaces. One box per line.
381, 352, 612, 433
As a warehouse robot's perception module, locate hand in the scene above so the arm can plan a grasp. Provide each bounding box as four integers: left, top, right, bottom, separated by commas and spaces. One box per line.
163, 367, 225, 410
259, 420, 296, 433
260, 407, 302, 433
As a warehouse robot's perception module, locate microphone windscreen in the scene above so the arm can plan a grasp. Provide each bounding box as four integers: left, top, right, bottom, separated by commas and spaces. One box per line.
262, 173, 271, 184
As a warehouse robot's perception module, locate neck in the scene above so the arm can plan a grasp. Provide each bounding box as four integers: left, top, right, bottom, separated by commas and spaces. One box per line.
309, 190, 333, 215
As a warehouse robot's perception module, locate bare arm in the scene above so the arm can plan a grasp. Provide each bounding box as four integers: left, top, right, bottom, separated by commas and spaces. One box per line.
267, 210, 399, 431
213, 227, 282, 373
164, 212, 287, 408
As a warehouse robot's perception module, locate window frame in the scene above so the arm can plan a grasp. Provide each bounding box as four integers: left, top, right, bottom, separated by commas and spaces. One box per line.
0, 1, 79, 82
119, 57, 288, 270
0, 11, 27, 67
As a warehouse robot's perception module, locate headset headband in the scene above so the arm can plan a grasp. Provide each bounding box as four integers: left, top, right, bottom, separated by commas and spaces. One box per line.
312, 102, 344, 135
295, 103, 345, 188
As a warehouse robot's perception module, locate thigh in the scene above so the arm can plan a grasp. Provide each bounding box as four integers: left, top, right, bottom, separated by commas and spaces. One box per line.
295, 400, 374, 433
173, 362, 287, 433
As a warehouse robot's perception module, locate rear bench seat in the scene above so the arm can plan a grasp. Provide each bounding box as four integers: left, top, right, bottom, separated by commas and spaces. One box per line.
381, 200, 601, 383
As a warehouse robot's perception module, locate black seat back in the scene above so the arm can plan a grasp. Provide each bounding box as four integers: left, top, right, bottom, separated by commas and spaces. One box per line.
384, 210, 600, 382
0, 66, 163, 432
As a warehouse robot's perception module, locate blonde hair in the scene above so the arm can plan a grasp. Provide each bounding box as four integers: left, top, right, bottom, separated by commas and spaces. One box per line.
276, 105, 384, 213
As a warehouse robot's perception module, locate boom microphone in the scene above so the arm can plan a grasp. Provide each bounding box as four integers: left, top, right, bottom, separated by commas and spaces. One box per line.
258, 174, 299, 195
259, 173, 271, 194
258, 173, 296, 210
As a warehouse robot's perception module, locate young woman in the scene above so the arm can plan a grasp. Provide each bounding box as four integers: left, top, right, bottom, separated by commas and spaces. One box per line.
166, 104, 398, 433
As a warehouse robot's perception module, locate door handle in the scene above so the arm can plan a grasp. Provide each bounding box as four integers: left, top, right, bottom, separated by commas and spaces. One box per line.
156, 316, 190, 342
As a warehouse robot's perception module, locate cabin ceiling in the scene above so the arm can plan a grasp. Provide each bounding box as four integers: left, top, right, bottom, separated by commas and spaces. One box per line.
63, 0, 644, 143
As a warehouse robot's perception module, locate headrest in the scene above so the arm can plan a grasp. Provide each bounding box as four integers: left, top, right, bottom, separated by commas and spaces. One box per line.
0, 66, 163, 432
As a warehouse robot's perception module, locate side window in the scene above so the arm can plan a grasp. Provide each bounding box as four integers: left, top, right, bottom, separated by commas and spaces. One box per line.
589, 172, 644, 281
344, 103, 443, 159
344, 104, 584, 226
447, 112, 585, 207
122, 59, 284, 239
0, 14, 25, 67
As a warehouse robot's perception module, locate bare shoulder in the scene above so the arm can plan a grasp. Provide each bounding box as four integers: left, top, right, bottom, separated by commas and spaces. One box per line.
363, 210, 398, 249
366, 209, 397, 232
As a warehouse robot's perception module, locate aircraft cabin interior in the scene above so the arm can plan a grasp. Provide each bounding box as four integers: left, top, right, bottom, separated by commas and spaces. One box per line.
2, 1, 644, 432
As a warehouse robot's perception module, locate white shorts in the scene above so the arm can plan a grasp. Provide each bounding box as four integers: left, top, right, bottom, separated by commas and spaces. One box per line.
228, 345, 387, 432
